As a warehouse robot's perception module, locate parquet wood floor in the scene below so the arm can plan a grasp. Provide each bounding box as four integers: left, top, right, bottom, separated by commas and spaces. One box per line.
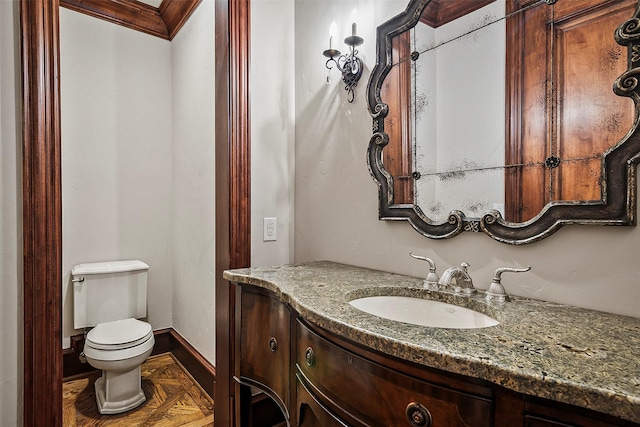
63, 353, 214, 426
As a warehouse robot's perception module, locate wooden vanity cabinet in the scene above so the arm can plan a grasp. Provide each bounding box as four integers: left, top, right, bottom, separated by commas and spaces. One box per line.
231, 284, 639, 427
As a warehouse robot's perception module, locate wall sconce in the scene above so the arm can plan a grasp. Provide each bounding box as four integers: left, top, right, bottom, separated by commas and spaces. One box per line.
323, 12, 364, 103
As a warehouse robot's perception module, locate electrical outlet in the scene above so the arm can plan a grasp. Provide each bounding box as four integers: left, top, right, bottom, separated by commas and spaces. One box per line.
263, 217, 277, 241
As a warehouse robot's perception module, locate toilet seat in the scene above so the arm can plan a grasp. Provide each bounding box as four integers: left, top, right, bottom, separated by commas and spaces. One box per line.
86, 318, 152, 350
84, 318, 154, 362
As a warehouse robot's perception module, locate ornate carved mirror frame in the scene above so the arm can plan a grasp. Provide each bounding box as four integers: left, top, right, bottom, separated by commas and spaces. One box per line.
367, 0, 640, 244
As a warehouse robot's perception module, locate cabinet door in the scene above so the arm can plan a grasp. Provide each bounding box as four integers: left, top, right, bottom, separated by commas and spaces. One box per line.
240, 290, 290, 410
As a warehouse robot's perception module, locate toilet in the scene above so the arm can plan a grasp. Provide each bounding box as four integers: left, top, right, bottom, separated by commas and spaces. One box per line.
72, 260, 155, 415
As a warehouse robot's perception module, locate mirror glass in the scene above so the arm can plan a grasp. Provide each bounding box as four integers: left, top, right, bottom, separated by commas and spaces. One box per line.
369, 0, 640, 243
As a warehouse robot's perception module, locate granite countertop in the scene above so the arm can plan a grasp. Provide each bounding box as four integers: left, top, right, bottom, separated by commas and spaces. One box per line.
223, 261, 640, 423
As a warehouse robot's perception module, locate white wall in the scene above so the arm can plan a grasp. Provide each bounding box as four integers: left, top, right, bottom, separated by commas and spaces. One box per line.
294, 0, 640, 318
0, 2, 22, 425
60, 2, 217, 363
60, 9, 174, 346
250, 0, 296, 267
170, 0, 216, 363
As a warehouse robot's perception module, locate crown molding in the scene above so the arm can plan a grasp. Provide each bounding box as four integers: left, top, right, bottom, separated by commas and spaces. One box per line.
60, 0, 202, 40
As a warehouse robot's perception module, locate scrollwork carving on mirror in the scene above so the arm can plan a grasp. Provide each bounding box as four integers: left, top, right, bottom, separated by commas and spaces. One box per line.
367, 0, 640, 244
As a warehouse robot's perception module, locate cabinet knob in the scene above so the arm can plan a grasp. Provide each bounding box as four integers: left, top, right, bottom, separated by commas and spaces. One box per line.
305, 346, 315, 367
406, 402, 432, 427
269, 337, 278, 352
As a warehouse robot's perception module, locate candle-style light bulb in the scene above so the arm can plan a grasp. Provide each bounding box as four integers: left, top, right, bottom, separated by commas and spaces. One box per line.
329, 21, 337, 49
351, 8, 358, 36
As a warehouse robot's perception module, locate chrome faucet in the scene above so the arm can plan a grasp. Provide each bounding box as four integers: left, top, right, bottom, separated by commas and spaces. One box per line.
409, 253, 532, 302
438, 262, 476, 295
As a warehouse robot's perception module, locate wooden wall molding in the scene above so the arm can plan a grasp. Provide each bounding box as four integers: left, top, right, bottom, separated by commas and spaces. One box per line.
214, 0, 251, 425
160, 0, 202, 40
167, 328, 216, 398
59, 0, 201, 40
20, 0, 63, 425
21, 0, 248, 424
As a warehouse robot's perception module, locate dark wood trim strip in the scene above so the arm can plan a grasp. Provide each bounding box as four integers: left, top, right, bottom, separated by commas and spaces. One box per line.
21, 0, 64, 424
229, 0, 251, 269
159, 0, 202, 40
168, 329, 216, 397
63, 335, 94, 378
59, 0, 169, 39
63, 328, 215, 398
214, 0, 251, 424
214, 0, 232, 422
214, 0, 233, 422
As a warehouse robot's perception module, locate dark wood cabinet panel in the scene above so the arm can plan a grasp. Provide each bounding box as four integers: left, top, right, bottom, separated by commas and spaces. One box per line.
239, 289, 291, 412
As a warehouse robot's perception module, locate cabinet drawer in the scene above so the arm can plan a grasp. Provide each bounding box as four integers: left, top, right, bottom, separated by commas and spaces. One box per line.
240, 290, 291, 408
296, 319, 493, 427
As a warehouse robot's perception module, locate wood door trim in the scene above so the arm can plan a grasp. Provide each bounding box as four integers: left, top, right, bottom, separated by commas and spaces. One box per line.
21, 0, 63, 424
214, 0, 251, 425
21, 0, 249, 424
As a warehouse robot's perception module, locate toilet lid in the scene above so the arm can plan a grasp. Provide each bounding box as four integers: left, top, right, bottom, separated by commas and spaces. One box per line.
86, 318, 153, 350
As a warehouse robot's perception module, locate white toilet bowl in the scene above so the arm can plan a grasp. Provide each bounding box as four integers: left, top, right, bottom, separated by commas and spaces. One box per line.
83, 318, 155, 414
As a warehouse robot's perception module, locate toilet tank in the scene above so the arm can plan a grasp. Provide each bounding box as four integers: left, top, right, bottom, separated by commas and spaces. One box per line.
72, 260, 149, 329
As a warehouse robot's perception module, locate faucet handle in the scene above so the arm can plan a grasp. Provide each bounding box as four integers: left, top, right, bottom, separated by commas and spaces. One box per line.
485, 266, 532, 302
409, 252, 439, 290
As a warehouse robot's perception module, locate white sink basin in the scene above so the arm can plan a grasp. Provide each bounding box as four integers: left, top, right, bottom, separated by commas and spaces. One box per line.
349, 296, 499, 329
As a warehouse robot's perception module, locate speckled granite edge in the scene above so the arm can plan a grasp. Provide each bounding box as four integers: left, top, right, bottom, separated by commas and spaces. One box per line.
223, 261, 640, 424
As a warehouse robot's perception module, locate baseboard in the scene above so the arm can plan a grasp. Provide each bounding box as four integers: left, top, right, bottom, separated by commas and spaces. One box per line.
63, 328, 215, 398
163, 328, 216, 397
63, 334, 95, 378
